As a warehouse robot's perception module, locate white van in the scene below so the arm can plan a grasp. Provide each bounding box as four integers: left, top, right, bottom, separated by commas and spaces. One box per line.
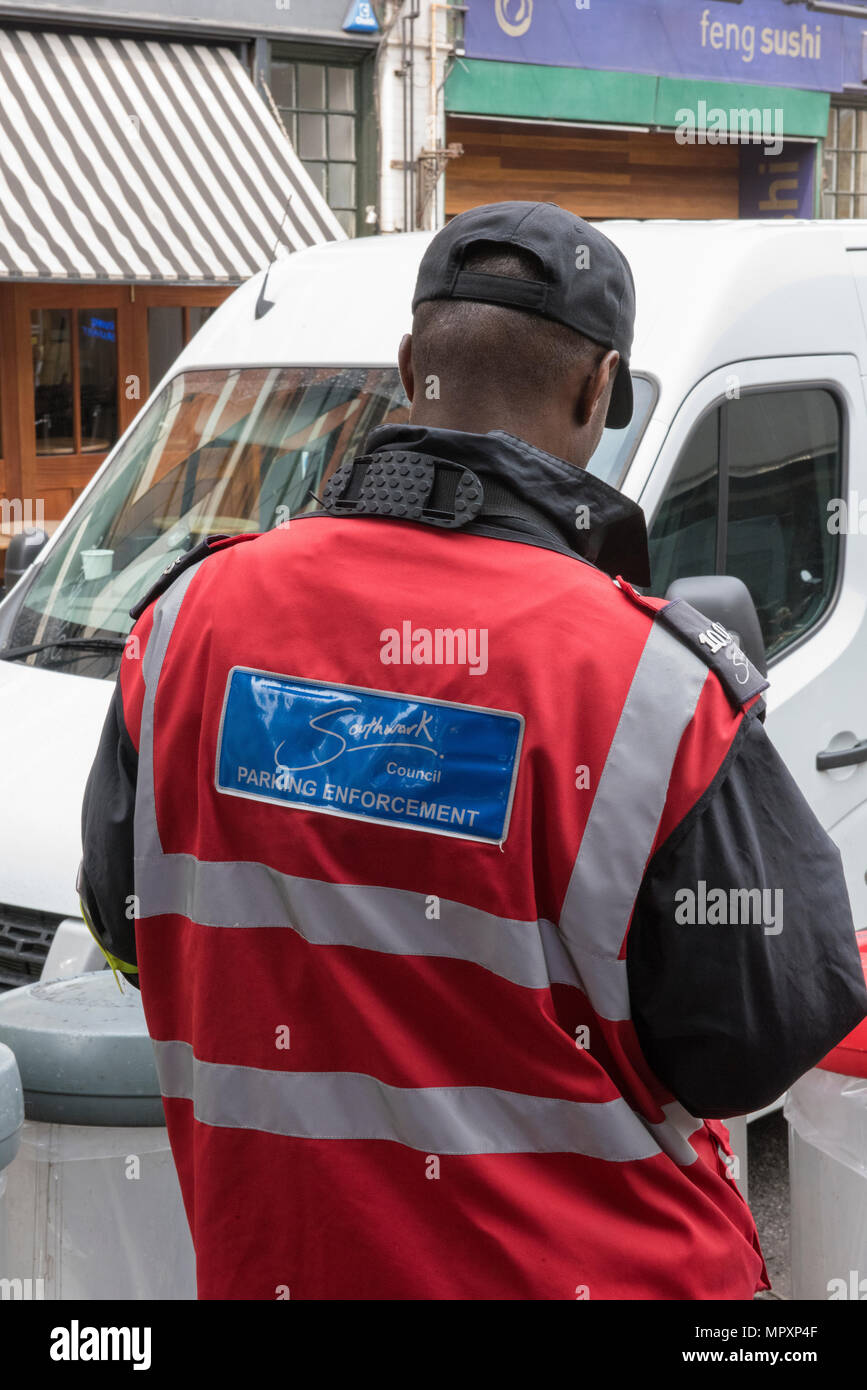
1, 219, 866, 996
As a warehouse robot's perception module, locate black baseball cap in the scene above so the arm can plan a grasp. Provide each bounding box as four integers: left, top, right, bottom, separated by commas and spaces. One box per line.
412, 201, 636, 429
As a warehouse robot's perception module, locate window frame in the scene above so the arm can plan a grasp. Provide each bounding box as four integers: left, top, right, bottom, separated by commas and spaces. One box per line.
145, 303, 217, 398
598, 371, 660, 490
31, 305, 120, 458
646, 378, 848, 666
823, 101, 867, 220
267, 40, 376, 238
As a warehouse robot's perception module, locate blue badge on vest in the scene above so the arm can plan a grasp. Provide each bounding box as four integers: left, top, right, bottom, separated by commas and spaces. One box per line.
216, 669, 524, 845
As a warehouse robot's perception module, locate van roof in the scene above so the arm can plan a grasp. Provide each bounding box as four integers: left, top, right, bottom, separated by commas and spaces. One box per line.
177, 220, 867, 415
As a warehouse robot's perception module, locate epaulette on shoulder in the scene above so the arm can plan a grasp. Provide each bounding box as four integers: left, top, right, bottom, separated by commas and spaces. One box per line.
615, 576, 769, 714
129, 532, 256, 622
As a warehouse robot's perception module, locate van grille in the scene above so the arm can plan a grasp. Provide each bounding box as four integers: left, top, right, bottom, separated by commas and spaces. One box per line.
0, 903, 62, 992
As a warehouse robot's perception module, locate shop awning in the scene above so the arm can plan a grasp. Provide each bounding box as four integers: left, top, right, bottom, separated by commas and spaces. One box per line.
446, 59, 831, 141
0, 28, 344, 283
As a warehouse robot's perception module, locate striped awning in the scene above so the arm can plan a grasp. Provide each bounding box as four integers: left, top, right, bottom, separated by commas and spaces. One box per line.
0, 28, 344, 283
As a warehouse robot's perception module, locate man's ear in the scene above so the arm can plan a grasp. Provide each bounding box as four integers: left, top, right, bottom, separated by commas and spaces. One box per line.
398, 334, 415, 404
576, 349, 619, 427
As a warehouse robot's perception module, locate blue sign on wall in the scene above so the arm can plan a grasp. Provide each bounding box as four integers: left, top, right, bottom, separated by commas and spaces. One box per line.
467, 0, 867, 94
343, 1, 380, 34
739, 142, 815, 218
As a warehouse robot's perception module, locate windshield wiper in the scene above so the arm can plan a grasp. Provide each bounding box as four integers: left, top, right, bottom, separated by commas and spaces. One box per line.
0, 636, 127, 661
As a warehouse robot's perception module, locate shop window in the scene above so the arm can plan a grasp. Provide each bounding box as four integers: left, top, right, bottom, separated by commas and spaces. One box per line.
32, 310, 74, 455
649, 388, 842, 660
32, 308, 118, 456
271, 55, 359, 236
187, 306, 214, 337
147, 305, 216, 394
148, 307, 185, 393
79, 311, 118, 452
823, 106, 867, 218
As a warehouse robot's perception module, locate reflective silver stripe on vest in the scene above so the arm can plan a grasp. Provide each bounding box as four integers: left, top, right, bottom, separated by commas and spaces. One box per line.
153, 1039, 663, 1162
559, 619, 708, 1025
134, 564, 202, 866
138, 852, 583, 992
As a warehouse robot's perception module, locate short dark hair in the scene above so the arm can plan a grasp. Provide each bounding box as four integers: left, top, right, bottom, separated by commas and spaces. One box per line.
411, 241, 606, 403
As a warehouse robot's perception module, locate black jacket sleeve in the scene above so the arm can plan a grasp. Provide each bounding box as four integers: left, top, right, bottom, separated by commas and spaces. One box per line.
78, 678, 140, 989
627, 709, 867, 1118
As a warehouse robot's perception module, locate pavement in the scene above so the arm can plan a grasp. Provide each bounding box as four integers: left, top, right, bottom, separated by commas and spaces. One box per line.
748, 1110, 791, 1299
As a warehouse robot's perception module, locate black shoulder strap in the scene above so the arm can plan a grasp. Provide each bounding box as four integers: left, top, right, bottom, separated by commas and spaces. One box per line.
658, 597, 769, 710
617, 579, 769, 712
477, 479, 571, 551
129, 533, 234, 622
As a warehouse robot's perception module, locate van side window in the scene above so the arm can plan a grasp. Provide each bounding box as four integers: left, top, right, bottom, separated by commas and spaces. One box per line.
649, 387, 843, 661
647, 409, 719, 599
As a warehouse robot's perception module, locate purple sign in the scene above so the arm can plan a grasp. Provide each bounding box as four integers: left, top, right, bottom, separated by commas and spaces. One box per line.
467, 0, 855, 93
739, 143, 815, 219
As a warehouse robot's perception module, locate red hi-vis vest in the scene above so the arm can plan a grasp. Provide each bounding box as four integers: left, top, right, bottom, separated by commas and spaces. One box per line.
121, 518, 768, 1301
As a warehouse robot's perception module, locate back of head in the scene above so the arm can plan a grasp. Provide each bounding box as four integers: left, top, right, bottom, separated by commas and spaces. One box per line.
411, 240, 606, 418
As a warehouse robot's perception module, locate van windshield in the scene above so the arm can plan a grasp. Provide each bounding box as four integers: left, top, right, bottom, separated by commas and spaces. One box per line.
1, 365, 652, 677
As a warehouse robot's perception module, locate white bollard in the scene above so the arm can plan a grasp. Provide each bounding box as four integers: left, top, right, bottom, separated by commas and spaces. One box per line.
0, 972, 195, 1300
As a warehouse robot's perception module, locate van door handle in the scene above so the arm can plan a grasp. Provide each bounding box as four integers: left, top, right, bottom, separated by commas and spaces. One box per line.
816, 739, 867, 771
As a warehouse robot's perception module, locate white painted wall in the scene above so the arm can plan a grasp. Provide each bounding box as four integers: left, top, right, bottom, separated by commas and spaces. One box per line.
375, 0, 451, 233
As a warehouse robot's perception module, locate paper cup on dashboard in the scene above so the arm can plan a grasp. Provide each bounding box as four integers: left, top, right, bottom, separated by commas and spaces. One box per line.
81, 549, 114, 580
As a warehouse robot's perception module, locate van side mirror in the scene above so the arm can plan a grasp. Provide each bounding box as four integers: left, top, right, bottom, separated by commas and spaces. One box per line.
665, 574, 768, 678
3, 529, 48, 596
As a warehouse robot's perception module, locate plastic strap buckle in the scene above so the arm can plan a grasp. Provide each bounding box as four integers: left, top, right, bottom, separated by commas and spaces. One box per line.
320, 450, 485, 529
